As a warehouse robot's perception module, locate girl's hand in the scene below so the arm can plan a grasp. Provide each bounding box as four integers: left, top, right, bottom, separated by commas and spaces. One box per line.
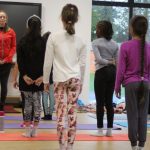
109, 59, 115, 65
0, 60, 4, 64
44, 83, 50, 93
115, 89, 121, 99
35, 76, 43, 86
23, 75, 34, 85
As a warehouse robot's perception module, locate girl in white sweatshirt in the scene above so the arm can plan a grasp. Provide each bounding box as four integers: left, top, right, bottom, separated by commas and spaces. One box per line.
43, 4, 86, 150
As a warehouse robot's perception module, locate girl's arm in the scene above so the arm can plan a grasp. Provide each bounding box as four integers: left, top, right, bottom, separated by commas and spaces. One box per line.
12, 62, 19, 88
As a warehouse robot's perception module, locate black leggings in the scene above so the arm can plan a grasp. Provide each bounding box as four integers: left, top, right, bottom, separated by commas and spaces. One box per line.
94, 65, 116, 128
0, 63, 12, 111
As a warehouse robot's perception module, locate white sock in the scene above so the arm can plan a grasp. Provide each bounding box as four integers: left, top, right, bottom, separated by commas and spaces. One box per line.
22, 127, 31, 137
106, 128, 112, 136
98, 128, 104, 136
31, 126, 38, 137
138, 146, 144, 150
66, 143, 73, 150
59, 143, 66, 150
132, 146, 137, 150
90, 128, 104, 136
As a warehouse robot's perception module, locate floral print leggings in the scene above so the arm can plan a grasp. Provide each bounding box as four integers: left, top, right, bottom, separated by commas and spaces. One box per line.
54, 78, 81, 145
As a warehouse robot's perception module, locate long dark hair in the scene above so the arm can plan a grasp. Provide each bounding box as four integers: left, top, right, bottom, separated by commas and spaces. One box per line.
96, 20, 113, 41
26, 15, 41, 42
61, 4, 78, 35
21, 15, 42, 58
130, 15, 148, 103
0, 10, 9, 32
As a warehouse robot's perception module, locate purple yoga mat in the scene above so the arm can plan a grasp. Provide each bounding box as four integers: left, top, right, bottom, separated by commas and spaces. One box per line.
5, 116, 23, 121
4, 116, 56, 121
4, 123, 121, 130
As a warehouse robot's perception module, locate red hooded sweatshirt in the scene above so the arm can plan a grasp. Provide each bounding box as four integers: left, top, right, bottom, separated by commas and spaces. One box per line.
0, 27, 16, 63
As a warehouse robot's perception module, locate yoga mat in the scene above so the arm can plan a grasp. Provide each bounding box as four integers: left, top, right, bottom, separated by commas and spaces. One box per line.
4, 116, 56, 121
5, 116, 23, 121
88, 114, 127, 120
4, 123, 121, 130
114, 122, 150, 128
0, 133, 128, 141
4, 105, 20, 113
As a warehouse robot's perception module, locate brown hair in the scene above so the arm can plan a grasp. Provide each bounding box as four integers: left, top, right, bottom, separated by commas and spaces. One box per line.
61, 4, 78, 35
96, 20, 113, 40
130, 15, 148, 103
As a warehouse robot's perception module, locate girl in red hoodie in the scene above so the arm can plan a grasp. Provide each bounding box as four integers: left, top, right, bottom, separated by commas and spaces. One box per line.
0, 10, 16, 111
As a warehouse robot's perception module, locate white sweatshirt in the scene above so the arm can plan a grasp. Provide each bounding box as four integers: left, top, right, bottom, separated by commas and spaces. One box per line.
43, 30, 86, 84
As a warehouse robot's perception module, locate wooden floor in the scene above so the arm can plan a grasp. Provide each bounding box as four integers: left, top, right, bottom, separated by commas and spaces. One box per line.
0, 112, 150, 150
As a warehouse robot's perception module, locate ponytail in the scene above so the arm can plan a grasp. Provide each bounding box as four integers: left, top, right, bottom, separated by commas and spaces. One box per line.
138, 34, 146, 104
65, 22, 75, 35
130, 15, 148, 104
61, 4, 78, 35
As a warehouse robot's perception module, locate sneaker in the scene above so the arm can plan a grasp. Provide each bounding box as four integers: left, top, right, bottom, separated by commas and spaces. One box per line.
41, 115, 52, 120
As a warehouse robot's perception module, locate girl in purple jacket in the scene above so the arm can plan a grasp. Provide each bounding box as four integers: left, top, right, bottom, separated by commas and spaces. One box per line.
115, 16, 150, 150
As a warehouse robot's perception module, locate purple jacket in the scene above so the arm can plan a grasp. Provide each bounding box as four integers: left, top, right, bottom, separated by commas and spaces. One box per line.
115, 39, 150, 93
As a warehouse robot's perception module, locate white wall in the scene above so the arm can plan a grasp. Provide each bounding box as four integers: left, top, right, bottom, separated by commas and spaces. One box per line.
1, 0, 92, 103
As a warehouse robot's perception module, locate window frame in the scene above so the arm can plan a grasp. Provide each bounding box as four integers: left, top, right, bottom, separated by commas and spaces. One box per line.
93, 0, 150, 20
92, 0, 150, 39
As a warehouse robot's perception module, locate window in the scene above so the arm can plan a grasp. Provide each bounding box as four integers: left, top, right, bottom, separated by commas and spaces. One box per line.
94, 0, 127, 2
133, 8, 150, 41
90, 0, 150, 102
134, 0, 150, 3
92, 6, 129, 42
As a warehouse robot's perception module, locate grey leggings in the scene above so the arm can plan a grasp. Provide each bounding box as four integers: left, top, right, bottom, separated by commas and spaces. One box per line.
125, 81, 149, 147
22, 91, 42, 122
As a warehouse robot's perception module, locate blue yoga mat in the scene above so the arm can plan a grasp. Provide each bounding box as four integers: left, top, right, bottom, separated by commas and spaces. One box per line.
4, 123, 121, 130
114, 122, 150, 128
88, 114, 127, 120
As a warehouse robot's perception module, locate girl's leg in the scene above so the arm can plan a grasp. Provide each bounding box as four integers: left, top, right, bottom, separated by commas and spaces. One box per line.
31, 91, 42, 137
0, 63, 12, 111
66, 78, 81, 149
138, 82, 149, 147
22, 91, 33, 137
125, 82, 139, 147
42, 91, 49, 118
49, 84, 55, 116
105, 66, 115, 130
54, 82, 67, 147
94, 69, 106, 130
105, 85, 114, 136
41, 84, 54, 120
20, 92, 26, 127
